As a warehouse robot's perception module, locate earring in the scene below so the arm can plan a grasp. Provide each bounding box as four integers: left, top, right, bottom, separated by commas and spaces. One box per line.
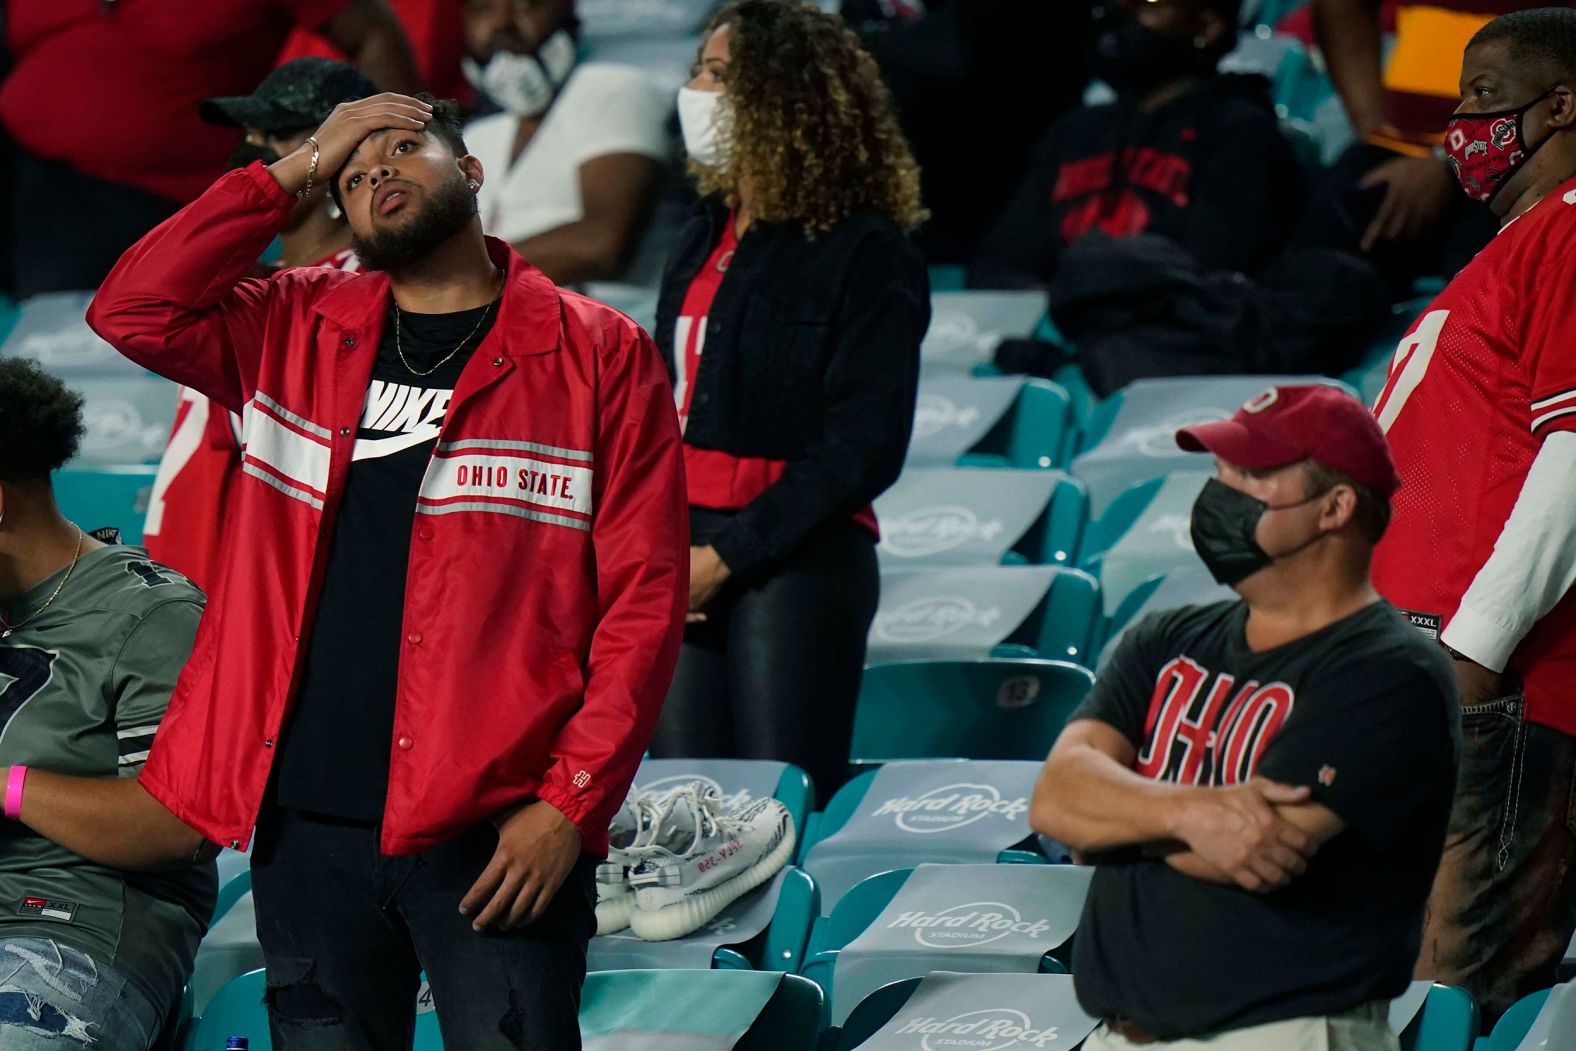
468, 180, 479, 191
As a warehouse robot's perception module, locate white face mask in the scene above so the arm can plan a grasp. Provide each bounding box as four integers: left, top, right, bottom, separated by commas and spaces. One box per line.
677, 86, 730, 170
462, 29, 578, 118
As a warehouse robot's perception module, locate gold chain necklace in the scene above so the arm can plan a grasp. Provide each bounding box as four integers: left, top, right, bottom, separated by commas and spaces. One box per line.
393, 271, 504, 378
2, 528, 85, 639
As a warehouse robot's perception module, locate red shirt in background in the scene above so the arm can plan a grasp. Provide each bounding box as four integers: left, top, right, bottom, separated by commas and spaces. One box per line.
674, 219, 878, 537
279, 0, 468, 102
0, 0, 351, 204
144, 247, 361, 592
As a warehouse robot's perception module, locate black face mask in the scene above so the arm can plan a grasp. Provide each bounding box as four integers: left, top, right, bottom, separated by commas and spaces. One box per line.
227, 140, 282, 171
1189, 477, 1329, 586
1090, 6, 1216, 95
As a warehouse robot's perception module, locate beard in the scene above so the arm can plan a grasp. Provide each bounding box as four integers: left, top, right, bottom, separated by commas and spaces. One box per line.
351, 171, 478, 273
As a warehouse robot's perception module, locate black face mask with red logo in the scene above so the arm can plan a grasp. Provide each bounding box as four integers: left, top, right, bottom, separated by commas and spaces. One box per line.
1090, 6, 1217, 96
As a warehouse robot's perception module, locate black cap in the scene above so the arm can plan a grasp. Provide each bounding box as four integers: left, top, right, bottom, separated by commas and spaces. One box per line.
200, 58, 377, 132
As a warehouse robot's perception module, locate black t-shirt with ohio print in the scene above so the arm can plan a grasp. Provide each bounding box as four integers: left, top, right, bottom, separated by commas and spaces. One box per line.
1069, 599, 1458, 1040
275, 300, 498, 821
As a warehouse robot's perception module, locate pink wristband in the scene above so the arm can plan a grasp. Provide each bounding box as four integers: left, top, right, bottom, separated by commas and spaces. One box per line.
5, 766, 27, 821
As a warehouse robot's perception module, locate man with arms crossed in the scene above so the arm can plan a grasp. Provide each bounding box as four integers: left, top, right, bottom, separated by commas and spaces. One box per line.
88, 93, 688, 1049
1034, 385, 1458, 1050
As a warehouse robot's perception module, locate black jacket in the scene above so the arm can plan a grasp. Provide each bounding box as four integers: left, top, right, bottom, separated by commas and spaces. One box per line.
1037, 231, 1386, 397
654, 197, 929, 580
968, 73, 1302, 290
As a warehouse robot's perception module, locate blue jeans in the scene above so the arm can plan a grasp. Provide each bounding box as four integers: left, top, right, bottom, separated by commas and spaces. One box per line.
0, 938, 162, 1049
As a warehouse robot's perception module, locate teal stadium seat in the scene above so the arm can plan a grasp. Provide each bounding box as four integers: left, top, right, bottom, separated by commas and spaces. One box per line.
831, 977, 922, 1051
849, 659, 1094, 767
996, 566, 1102, 664
53, 466, 158, 545
1079, 472, 1213, 618
581, 969, 824, 1051
180, 968, 268, 1051
774, 764, 816, 844
826, 978, 1477, 1051
797, 769, 1049, 870
710, 866, 821, 973
927, 265, 966, 293
1402, 984, 1479, 1051
1004, 473, 1089, 566
1098, 564, 1234, 660
799, 867, 1081, 1028
0, 297, 19, 346
958, 378, 1075, 470
1485, 987, 1552, 1051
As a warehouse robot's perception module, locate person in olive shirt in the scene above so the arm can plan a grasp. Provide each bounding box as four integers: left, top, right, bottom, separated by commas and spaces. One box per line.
1033, 385, 1457, 1050
0, 360, 215, 1050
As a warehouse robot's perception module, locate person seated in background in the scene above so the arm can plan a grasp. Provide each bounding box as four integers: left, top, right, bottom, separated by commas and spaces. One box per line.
0, 0, 420, 300
0, 360, 216, 1050
968, 0, 1302, 291
141, 58, 378, 596
1298, 0, 1529, 295
461, 0, 671, 285
1033, 386, 1458, 1050
848, 0, 1092, 265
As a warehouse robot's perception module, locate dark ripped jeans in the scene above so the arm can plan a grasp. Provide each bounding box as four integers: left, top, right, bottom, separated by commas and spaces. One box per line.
1416, 694, 1576, 1023
251, 807, 596, 1051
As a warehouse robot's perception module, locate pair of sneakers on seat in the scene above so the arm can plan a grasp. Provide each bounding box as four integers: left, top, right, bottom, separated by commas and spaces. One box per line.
596, 782, 796, 942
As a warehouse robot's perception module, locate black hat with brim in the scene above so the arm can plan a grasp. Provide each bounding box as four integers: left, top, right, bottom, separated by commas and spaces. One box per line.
201, 57, 378, 132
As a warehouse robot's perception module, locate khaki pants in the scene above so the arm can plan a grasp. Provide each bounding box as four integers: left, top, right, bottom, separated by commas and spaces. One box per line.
1083, 1002, 1398, 1051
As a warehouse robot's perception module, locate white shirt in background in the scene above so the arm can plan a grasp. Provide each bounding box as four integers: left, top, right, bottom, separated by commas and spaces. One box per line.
468, 63, 673, 247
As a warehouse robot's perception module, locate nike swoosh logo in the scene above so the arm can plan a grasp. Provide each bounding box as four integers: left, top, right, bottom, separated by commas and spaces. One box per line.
352, 422, 443, 461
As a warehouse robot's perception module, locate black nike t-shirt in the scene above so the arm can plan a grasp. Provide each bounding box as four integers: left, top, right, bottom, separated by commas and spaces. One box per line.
275, 300, 498, 821
1069, 599, 1458, 1040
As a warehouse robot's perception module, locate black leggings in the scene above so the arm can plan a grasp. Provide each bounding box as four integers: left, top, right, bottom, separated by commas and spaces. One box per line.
648, 509, 880, 803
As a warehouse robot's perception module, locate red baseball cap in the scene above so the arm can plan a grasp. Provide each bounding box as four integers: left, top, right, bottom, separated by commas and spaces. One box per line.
1175, 384, 1402, 497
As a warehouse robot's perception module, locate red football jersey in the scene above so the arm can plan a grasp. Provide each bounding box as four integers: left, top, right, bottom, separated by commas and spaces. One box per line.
142, 247, 360, 592
1372, 175, 1576, 735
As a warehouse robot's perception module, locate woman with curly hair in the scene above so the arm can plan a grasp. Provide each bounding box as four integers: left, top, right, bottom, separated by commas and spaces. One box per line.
645, 0, 929, 799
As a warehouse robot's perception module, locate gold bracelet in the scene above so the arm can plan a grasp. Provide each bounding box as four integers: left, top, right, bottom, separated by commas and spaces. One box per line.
297, 136, 320, 200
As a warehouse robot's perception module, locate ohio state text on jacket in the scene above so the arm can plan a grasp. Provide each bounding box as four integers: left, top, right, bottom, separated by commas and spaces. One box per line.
86, 162, 689, 857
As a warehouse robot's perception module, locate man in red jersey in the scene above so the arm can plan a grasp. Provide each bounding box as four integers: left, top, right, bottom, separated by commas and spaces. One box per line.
1372, 7, 1576, 1020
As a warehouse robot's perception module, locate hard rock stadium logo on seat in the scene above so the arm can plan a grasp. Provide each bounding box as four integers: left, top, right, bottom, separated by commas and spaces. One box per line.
1120, 409, 1230, 457
895, 1008, 1062, 1050
636, 774, 753, 813
924, 311, 999, 357
871, 783, 1030, 834
912, 394, 981, 441
874, 597, 1002, 643
887, 902, 1055, 948
881, 506, 1006, 559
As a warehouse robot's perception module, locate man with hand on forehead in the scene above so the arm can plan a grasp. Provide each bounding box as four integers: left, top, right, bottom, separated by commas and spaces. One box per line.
88, 91, 687, 1049
1033, 385, 1458, 1050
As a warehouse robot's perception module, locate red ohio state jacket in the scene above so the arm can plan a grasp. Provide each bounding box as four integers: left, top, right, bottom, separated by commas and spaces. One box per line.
86, 163, 688, 856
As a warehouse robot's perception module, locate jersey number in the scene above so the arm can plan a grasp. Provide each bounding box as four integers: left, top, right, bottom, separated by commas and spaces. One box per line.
1374, 309, 1449, 433
0, 647, 60, 746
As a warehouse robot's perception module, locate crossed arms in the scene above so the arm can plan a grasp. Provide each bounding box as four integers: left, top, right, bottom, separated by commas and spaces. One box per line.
1030, 719, 1345, 893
